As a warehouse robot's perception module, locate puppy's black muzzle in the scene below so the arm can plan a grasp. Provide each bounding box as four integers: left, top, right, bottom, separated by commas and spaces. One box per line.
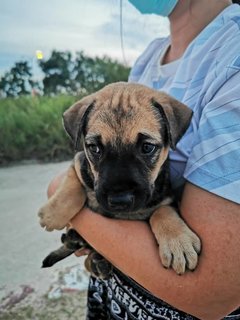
97, 181, 150, 214
107, 192, 134, 211
95, 152, 151, 215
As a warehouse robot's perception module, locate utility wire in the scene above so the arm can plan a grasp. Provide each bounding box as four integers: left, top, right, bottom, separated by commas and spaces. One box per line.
120, 0, 128, 66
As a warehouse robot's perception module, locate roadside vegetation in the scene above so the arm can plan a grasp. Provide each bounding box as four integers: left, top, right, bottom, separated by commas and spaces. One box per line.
0, 95, 77, 164
0, 50, 130, 165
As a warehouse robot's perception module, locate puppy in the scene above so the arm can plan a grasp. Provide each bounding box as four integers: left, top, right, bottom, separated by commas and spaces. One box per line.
38, 82, 201, 278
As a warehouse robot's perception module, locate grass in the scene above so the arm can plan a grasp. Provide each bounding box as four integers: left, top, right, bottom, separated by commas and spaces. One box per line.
0, 95, 79, 164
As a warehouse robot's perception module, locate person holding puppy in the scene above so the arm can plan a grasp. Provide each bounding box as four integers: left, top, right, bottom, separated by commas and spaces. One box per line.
48, 0, 240, 319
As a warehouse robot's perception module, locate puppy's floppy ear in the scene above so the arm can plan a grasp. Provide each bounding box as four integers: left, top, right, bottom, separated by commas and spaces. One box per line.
152, 93, 193, 149
63, 94, 95, 150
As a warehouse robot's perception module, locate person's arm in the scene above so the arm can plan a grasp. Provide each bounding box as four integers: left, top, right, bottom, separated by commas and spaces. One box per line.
48, 174, 240, 320
73, 184, 240, 320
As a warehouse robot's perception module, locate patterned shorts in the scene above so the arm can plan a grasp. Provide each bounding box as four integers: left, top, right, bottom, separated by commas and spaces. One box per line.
86, 269, 240, 320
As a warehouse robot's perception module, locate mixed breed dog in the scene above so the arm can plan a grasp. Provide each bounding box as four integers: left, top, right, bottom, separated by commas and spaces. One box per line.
38, 82, 201, 279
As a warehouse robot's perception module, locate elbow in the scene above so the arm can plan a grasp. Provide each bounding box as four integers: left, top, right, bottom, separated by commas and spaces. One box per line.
185, 293, 239, 320
198, 311, 236, 320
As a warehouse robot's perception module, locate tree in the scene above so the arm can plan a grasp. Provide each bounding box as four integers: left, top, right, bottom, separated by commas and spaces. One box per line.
0, 61, 38, 98
0, 51, 131, 98
74, 52, 130, 94
39, 50, 130, 96
39, 50, 75, 95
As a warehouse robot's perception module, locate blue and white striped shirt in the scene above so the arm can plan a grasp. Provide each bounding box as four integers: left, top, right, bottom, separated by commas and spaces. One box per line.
129, 4, 240, 204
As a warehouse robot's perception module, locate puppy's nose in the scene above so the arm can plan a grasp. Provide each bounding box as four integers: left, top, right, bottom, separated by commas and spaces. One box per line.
107, 193, 134, 210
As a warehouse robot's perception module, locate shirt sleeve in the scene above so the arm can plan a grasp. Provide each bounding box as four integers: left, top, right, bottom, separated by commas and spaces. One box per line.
128, 38, 167, 83
183, 72, 240, 204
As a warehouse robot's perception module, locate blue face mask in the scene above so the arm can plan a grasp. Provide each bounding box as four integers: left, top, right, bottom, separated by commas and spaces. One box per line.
128, 0, 178, 17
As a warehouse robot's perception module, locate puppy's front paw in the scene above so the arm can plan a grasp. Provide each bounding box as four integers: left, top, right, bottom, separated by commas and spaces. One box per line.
38, 205, 66, 231
150, 207, 201, 275
158, 226, 201, 275
85, 251, 113, 279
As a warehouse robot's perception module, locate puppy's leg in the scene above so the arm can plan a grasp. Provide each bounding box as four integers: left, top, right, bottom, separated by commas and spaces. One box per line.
42, 229, 90, 267
150, 206, 201, 275
38, 157, 86, 231
42, 246, 75, 268
85, 251, 113, 279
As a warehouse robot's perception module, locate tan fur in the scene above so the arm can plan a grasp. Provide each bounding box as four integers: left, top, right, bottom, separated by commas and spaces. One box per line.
150, 206, 201, 274
150, 146, 170, 184
38, 162, 86, 231
84, 84, 172, 184
87, 85, 163, 146
38, 82, 201, 274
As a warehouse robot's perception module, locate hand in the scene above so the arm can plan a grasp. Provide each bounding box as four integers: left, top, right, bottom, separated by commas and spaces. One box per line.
75, 247, 91, 257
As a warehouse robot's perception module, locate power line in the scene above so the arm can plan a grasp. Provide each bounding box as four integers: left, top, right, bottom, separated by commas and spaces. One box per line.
120, 0, 128, 66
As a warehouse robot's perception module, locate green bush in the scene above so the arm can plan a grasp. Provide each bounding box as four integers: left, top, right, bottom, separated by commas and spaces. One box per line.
0, 95, 78, 164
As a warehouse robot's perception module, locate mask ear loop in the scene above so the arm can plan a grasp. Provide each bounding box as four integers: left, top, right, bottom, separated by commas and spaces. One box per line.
120, 0, 128, 66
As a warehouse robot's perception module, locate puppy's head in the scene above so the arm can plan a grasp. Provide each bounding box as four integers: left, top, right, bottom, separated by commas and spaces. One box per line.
63, 82, 192, 216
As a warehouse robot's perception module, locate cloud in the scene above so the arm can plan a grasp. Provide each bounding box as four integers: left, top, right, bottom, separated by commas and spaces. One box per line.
0, 0, 169, 75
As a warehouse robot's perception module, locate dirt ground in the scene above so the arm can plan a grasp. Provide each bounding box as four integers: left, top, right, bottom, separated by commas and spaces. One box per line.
0, 263, 89, 320
0, 162, 89, 320
0, 290, 87, 320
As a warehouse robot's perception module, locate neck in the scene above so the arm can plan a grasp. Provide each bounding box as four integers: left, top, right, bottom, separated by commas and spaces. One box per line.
163, 0, 232, 63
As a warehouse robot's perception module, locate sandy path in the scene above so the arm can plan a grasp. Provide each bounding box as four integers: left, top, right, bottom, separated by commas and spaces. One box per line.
0, 161, 89, 319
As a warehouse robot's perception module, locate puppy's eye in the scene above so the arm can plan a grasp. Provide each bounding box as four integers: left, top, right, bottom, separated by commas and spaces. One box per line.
141, 143, 156, 154
88, 144, 101, 155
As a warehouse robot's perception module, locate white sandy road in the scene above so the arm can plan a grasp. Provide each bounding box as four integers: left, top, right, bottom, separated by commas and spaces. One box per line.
0, 161, 89, 301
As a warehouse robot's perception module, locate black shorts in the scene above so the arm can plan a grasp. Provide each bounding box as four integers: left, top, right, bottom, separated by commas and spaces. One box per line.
86, 268, 240, 320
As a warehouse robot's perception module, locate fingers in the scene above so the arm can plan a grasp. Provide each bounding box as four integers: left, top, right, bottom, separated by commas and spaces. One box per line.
74, 248, 91, 257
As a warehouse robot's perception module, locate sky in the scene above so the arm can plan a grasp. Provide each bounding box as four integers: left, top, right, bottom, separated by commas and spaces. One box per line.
0, 0, 169, 78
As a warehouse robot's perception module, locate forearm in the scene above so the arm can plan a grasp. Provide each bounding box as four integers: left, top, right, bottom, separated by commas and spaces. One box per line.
48, 174, 240, 319
71, 210, 214, 319
71, 186, 240, 320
